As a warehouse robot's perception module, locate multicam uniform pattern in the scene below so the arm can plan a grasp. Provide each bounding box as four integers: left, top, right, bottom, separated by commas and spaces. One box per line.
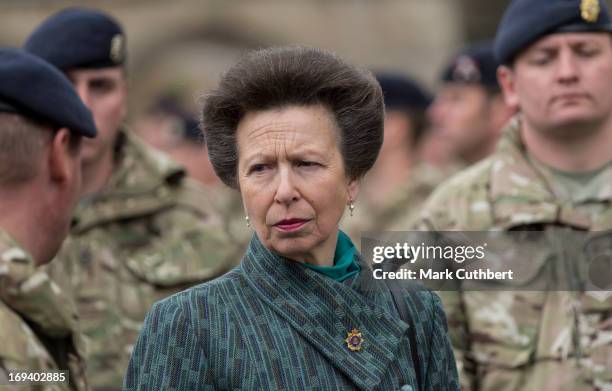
418, 116, 612, 390
46, 131, 243, 390
0, 230, 88, 391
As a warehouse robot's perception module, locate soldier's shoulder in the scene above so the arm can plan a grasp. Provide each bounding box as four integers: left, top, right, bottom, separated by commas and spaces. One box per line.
125, 131, 185, 181
426, 157, 495, 206
0, 230, 29, 260
0, 301, 54, 369
419, 157, 497, 230
0, 230, 37, 285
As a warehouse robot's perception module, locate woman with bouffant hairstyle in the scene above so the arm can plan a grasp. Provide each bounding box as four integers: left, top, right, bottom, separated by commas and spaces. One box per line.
124, 46, 458, 390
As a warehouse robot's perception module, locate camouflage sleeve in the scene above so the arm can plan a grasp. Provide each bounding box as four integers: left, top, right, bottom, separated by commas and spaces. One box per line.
121, 203, 242, 288
437, 290, 475, 390
123, 298, 211, 390
0, 304, 69, 391
424, 292, 461, 391
417, 181, 463, 231
416, 179, 485, 390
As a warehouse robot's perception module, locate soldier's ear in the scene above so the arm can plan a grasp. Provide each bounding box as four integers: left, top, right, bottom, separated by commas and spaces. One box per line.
497, 66, 520, 110
48, 127, 73, 183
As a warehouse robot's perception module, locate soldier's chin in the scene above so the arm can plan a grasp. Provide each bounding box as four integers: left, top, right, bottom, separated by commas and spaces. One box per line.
547, 109, 603, 135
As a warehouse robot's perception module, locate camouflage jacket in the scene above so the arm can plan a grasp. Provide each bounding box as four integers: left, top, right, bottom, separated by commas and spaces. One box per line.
418, 117, 612, 390
47, 131, 242, 390
0, 230, 88, 391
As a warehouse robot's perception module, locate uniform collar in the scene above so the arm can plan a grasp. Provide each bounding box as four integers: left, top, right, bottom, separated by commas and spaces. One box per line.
488, 116, 612, 229
72, 129, 186, 232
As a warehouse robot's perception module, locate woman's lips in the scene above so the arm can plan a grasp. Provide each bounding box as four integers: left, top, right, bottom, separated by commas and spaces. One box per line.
273, 219, 308, 232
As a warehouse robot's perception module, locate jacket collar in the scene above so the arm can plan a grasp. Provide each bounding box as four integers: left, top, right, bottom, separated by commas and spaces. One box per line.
240, 234, 409, 390
489, 117, 612, 229
72, 130, 186, 232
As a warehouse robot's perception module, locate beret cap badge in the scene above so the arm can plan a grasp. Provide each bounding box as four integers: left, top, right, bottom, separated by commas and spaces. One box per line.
452, 55, 482, 84
110, 34, 125, 64
581, 0, 601, 23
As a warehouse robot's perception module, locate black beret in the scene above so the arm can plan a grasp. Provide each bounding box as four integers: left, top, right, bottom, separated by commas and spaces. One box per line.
441, 41, 499, 89
152, 95, 204, 144
495, 0, 612, 64
375, 73, 432, 111
24, 7, 126, 71
0, 48, 97, 138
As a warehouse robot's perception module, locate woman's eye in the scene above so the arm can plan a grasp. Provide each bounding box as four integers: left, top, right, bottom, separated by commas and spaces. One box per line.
297, 161, 319, 168
249, 164, 268, 174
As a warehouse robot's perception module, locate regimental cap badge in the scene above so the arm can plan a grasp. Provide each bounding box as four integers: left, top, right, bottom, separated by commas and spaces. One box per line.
345, 328, 364, 352
452, 55, 481, 84
581, 0, 601, 23
110, 34, 125, 64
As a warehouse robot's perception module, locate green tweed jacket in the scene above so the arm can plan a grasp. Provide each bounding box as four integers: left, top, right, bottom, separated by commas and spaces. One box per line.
124, 235, 459, 390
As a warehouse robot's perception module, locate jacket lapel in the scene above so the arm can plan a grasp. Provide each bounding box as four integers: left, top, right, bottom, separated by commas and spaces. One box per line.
241, 235, 410, 390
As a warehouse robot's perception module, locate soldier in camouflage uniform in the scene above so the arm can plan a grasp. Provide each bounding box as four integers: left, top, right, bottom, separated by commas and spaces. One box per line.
418, 0, 612, 389
24, 9, 242, 390
426, 41, 515, 168
0, 48, 97, 391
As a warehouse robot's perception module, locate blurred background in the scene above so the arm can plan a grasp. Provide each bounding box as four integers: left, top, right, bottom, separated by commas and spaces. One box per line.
0, 0, 525, 120
3, 0, 611, 165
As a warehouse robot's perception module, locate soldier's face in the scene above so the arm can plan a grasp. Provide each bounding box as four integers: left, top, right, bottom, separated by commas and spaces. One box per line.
427, 84, 495, 159
499, 32, 612, 133
67, 67, 127, 165
236, 105, 359, 265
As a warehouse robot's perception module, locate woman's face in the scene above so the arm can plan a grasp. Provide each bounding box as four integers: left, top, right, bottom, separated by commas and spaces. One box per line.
237, 104, 359, 265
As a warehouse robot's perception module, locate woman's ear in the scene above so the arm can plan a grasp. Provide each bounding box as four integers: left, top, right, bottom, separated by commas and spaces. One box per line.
347, 178, 360, 203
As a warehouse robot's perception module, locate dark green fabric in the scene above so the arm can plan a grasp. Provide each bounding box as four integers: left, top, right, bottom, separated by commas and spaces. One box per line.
124, 234, 460, 390
301, 230, 360, 282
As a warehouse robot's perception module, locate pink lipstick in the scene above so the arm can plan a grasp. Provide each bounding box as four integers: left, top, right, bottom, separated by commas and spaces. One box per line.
274, 218, 308, 232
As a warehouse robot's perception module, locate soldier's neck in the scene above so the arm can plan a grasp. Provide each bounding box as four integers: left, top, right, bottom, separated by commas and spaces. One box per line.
461, 139, 497, 166
0, 187, 48, 266
522, 118, 612, 173
81, 147, 115, 198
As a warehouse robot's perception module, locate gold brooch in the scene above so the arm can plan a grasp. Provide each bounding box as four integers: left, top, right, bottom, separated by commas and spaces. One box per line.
345, 328, 364, 352
581, 0, 600, 23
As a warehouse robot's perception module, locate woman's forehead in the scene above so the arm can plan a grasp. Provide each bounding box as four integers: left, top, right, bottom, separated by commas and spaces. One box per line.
236, 105, 340, 154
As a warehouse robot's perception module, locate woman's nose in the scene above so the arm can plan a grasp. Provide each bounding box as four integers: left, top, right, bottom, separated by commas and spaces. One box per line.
274, 169, 300, 205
